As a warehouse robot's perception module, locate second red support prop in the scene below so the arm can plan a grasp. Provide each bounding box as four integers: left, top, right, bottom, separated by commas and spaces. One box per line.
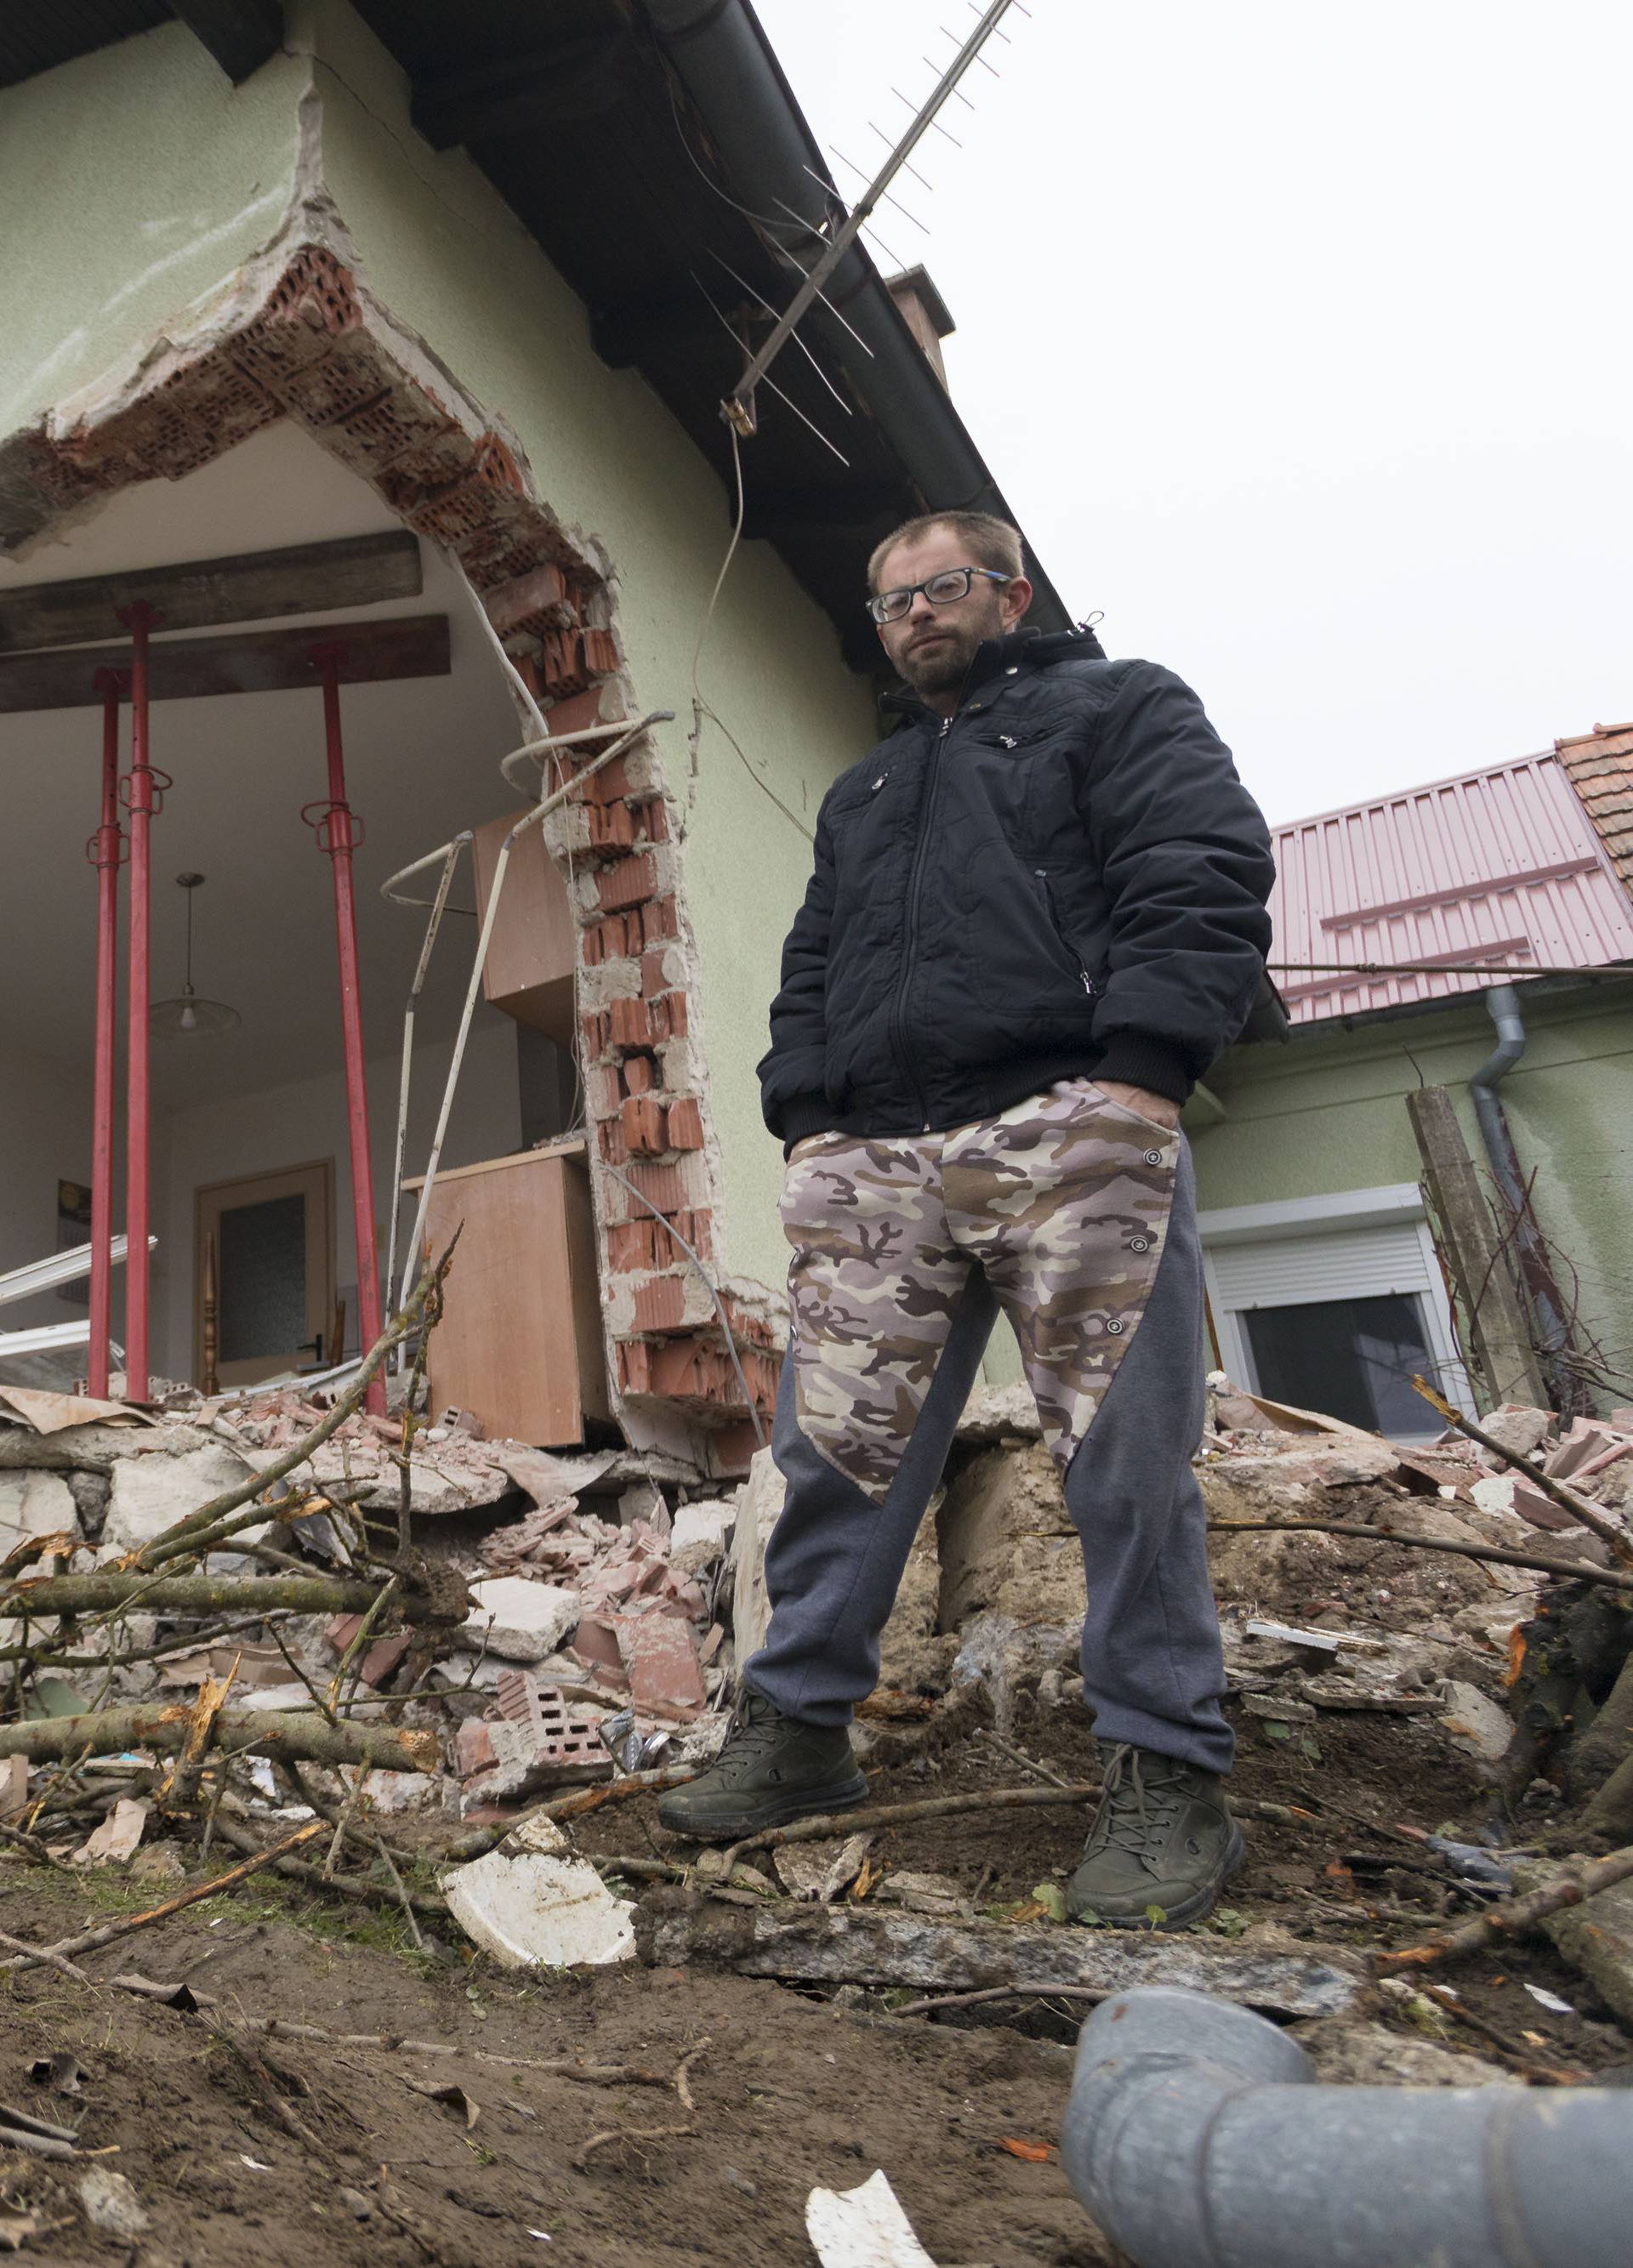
87, 668, 125, 1401
308, 652, 385, 1414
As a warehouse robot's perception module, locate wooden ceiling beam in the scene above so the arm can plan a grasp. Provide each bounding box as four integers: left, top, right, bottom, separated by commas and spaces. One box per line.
0, 530, 422, 656
0, 613, 449, 715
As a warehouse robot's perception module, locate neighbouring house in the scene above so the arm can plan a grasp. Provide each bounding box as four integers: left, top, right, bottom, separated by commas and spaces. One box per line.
0, 0, 1072, 1475
1189, 725, 1633, 1437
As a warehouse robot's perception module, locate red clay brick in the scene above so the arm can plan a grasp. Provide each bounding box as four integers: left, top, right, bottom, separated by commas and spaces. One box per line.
606, 1219, 662, 1272
666, 1095, 704, 1151
580, 755, 630, 807
597, 1118, 627, 1163
633, 1274, 687, 1332
595, 853, 657, 911
606, 996, 653, 1051
545, 686, 610, 739
485, 562, 566, 637
587, 800, 637, 851
641, 895, 679, 945
622, 1054, 656, 1096
640, 948, 669, 998
583, 627, 620, 674
641, 799, 670, 844
609, 1160, 686, 1217
616, 1342, 653, 1394
620, 1095, 668, 1156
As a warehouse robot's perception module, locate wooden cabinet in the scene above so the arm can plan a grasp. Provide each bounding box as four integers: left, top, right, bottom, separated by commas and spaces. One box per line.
404, 1140, 609, 1446
470, 810, 576, 1042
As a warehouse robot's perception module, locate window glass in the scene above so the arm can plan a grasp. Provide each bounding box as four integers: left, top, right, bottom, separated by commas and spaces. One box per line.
218, 1193, 307, 1362
1243, 1291, 1437, 1436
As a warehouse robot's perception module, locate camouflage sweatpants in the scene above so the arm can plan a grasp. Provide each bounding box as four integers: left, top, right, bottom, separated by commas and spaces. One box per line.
747, 1078, 1235, 1773
781, 1078, 1179, 1501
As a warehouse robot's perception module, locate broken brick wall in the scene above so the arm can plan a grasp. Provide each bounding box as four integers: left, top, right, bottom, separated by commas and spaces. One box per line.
0, 9, 883, 1464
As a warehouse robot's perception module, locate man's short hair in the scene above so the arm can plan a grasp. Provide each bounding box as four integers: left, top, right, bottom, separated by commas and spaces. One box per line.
867, 510, 1025, 594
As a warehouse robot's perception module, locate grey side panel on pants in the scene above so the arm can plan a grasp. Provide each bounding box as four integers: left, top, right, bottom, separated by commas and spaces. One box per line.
745, 1270, 998, 1727
1059, 1145, 1233, 1774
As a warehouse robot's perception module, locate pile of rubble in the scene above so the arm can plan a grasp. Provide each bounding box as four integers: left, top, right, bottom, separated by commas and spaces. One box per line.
2, 1318, 1630, 1992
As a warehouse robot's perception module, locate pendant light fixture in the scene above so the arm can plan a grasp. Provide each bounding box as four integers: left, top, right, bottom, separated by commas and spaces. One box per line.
151, 872, 240, 1036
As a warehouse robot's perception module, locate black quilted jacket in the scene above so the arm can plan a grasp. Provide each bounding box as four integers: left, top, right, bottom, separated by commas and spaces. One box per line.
757, 625, 1275, 1148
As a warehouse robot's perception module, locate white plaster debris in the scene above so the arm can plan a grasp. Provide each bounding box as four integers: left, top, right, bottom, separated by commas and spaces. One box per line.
806, 2171, 941, 2268
461, 1577, 581, 1663
77, 2169, 150, 2241
1437, 1679, 1514, 1762
669, 1498, 735, 1576
102, 1441, 263, 1556
439, 1847, 634, 1968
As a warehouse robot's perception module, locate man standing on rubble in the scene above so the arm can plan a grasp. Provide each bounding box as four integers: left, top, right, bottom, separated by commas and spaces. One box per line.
660, 514, 1276, 1929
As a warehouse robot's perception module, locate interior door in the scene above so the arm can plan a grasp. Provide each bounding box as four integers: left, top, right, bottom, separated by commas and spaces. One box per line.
195, 1160, 334, 1389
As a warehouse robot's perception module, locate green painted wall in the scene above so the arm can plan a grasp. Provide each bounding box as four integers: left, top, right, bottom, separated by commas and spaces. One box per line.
0, 4, 879, 1310
1189, 979, 1633, 1413
288, 0, 877, 1299
0, 25, 306, 438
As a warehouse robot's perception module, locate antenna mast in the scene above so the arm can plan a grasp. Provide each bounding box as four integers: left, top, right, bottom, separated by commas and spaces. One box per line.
721, 0, 1021, 437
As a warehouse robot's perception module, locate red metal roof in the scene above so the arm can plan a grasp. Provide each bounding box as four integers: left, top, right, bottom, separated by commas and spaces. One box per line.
1270, 748, 1633, 1025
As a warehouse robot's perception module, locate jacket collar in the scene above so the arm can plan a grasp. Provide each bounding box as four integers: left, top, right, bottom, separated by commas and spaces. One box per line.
879, 619, 1106, 723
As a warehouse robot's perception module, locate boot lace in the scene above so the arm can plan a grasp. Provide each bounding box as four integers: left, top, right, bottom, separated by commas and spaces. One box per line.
1089, 1746, 1187, 1869
714, 1691, 790, 1783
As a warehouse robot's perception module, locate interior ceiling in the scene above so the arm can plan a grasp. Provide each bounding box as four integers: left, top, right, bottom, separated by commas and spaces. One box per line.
0, 420, 526, 1112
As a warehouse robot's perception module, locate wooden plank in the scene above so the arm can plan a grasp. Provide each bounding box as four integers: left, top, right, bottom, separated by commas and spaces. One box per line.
0, 531, 421, 654
402, 1139, 587, 1194
0, 612, 449, 714
470, 810, 577, 1041
1406, 1086, 1549, 1409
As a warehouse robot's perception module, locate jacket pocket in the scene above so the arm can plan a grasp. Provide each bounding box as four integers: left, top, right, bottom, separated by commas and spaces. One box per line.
1034, 870, 1101, 999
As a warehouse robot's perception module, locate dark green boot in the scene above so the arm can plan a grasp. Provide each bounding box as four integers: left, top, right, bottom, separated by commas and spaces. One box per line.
1067, 1744, 1243, 1929
656, 1691, 867, 1842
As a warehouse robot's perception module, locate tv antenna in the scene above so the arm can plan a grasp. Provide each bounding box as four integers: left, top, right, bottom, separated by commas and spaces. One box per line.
720, 0, 1026, 440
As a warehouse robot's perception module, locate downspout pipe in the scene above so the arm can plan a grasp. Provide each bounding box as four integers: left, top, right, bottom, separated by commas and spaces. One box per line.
640, 0, 1070, 633
1469, 984, 1574, 1395
1062, 1987, 1626, 2268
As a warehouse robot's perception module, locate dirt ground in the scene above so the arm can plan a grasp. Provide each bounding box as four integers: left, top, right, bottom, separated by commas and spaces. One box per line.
2, 1686, 1627, 2268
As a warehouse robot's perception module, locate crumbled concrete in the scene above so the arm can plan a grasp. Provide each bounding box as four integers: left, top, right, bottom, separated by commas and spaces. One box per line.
669, 1498, 735, 1576
1296, 2017, 1516, 2088
731, 1448, 782, 1663
439, 1847, 634, 1968
77, 2169, 150, 2240
0, 1469, 79, 1557
1513, 1859, 1633, 2025
103, 1441, 262, 1556
461, 1577, 581, 1663
1437, 1679, 1514, 1762
936, 1441, 1084, 1635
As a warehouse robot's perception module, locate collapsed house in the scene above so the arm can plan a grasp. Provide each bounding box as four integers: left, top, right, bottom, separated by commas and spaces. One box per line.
0, 0, 1071, 1481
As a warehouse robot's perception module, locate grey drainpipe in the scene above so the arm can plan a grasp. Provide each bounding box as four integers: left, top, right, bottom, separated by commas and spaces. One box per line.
1062, 1987, 1626, 2268
640, 0, 1071, 632
1469, 984, 1574, 1402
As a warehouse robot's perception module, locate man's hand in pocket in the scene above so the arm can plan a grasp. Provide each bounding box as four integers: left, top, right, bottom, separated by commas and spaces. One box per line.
1097, 1082, 1181, 1131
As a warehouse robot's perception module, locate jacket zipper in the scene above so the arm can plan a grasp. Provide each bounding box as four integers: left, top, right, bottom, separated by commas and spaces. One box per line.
890, 713, 951, 1129
1036, 870, 1099, 997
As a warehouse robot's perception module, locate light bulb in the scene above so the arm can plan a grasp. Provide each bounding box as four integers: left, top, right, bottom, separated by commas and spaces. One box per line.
179, 1002, 198, 1034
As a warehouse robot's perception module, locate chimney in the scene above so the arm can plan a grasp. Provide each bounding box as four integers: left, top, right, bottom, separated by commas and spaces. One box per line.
886, 266, 956, 390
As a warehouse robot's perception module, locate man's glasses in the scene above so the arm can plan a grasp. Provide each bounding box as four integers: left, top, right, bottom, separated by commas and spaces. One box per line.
867, 566, 1012, 624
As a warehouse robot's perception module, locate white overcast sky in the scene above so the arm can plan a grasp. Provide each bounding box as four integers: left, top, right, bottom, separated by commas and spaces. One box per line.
753, 0, 1633, 826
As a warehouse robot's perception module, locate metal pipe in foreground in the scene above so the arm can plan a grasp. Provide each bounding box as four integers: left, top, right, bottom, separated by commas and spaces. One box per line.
1061, 1987, 1625, 2268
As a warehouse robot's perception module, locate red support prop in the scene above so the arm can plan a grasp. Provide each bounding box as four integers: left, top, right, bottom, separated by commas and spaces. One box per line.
87, 669, 125, 1401
308, 652, 385, 1414
119, 603, 158, 1403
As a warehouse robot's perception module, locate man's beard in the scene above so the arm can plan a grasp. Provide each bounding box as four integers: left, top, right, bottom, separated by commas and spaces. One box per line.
896, 622, 983, 698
